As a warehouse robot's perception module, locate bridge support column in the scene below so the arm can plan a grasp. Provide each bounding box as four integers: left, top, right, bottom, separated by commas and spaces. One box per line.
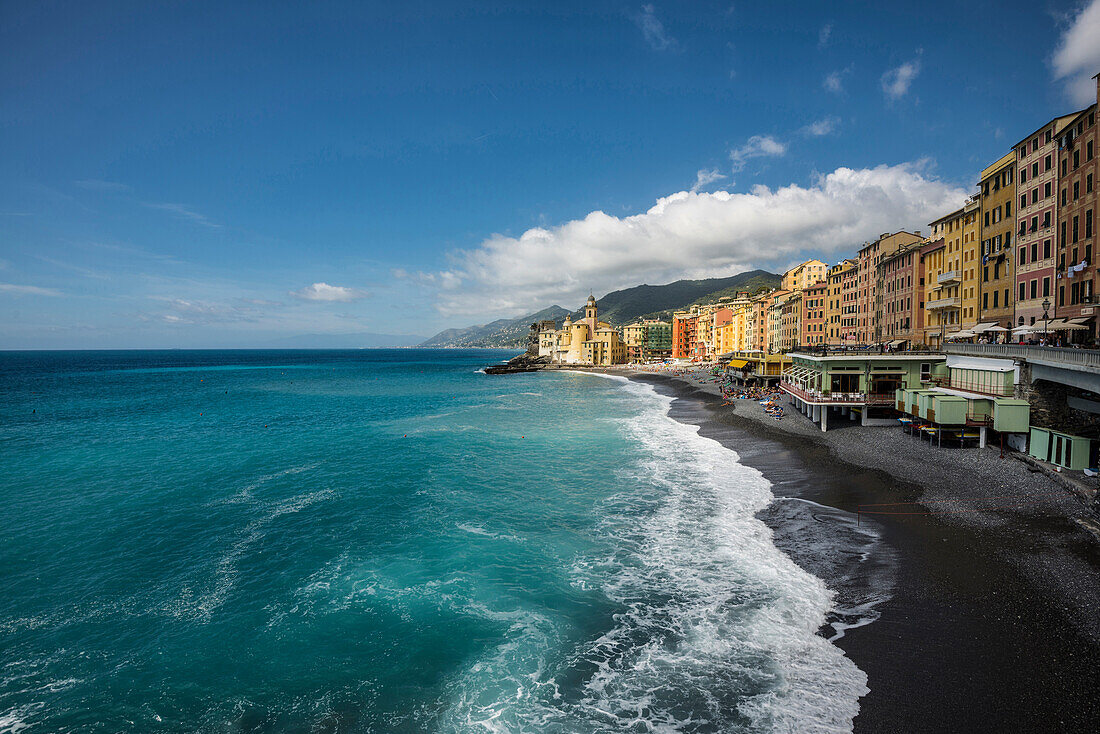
821, 406, 829, 432
861, 407, 870, 426
979, 426, 987, 449
812, 404, 821, 425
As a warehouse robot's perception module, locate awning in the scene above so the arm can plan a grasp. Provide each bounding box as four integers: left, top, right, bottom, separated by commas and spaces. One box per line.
984, 325, 1009, 332
886, 339, 907, 346
1050, 322, 1089, 330
971, 322, 999, 333
728, 358, 750, 368
945, 331, 975, 340
946, 356, 1016, 372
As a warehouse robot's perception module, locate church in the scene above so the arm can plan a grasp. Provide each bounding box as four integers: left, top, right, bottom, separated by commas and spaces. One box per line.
538, 295, 628, 365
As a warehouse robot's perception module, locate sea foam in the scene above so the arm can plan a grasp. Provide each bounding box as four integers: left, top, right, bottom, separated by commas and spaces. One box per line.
438, 377, 868, 733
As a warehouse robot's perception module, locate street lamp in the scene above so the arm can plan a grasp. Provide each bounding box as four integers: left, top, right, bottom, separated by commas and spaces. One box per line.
1042, 297, 1051, 345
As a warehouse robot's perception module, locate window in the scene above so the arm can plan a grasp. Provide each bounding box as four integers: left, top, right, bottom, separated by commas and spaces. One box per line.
1020, 282, 1027, 301
1031, 242, 1038, 261
1043, 277, 1050, 297
1073, 215, 1079, 243
983, 265, 989, 282
993, 290, 999, 308
1063, 159, 1068, 175
1032, 189, 1039, 204
1045, 154, 1052, 171
1062, 221, 1068, 245
1046, 130, 1052, 143
1090, 141, 1095, 161
1019, 245, 1027, 264
1063, 188, 1068, 205
1033, 162, 1039, 177
1031, 279, 1038, 299
1088, 210, 1094, 239
1045, 181, 1052, 198
1006, 201, 1012, 217
1043, 212, 1050, 229
1044, 239, 1051, 258
1021, 193, 1027, 209
1088, 174, 1094, 193
1075, 181, 1080, 200
1060, 285, 1066, 306
1020, 167, 1027, 183
1074, 150, 1080, 169
985, 211, 990, 227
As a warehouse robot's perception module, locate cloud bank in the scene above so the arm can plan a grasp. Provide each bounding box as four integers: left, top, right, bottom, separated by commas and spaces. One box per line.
428, 162, 968, 317
0, 283, 62, 296
1053, 0, 1100, 106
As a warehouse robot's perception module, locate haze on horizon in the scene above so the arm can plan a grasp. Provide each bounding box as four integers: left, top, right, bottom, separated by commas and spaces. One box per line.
2, 0, 1100, 349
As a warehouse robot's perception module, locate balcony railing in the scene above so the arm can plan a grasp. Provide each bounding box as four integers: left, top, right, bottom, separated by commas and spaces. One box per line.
780, 380, 867, 404
926, 296, 960, 310
943, 343, 1100, 371
937, 270, 960, 284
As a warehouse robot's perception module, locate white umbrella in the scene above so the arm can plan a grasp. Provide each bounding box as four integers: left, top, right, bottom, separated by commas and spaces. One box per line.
984, 325, 1009, 332
945, 331, 975, 339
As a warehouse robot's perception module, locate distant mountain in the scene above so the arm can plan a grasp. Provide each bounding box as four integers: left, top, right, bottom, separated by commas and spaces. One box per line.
420, 270, 780, 348
419, 305, 572, 349
260, 332, 426, 349
567, 270, 781, 324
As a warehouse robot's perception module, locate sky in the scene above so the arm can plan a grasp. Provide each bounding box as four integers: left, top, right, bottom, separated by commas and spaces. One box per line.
2, 0, 1100, 348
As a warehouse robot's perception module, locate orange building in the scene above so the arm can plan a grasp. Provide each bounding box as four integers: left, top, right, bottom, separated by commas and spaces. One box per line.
801, 281, 828, 345
672, 312, 698, 360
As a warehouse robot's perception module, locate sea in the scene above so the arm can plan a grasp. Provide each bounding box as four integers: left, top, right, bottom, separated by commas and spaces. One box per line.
1, 349, 873, 733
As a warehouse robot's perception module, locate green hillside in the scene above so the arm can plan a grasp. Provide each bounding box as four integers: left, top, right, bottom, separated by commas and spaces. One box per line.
420, 270, 781, 348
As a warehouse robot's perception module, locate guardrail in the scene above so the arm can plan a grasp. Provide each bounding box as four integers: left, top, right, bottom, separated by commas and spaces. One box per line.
943, 343, 1100, 370
779, 381, 868, 404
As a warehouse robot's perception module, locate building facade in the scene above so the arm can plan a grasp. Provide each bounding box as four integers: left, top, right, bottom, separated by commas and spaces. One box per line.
1056, 81, 1099, 342
978, 151, 1018, 329
801, 281, 828, 345
878, 239, 923, 344
1015, 113, 1080, 328
782, 260, 828, 292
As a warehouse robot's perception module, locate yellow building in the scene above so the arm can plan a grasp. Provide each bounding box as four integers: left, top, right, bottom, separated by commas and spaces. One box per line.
766, 289, 791, 353
782, 260, 829, 292
960, 198, 981, 330
825, 259, 857, 344
921, 235, 952, 346
546, 295, 627, 365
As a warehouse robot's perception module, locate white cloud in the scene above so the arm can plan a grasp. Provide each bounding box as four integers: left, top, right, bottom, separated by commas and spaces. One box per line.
824, 71, 843, 93
291, 282, 368, 302
882, 60, 920, 100
635, 4, 676, 51
144, 202, 221, 228
0, 283, 62, 296
690, 168, 727, 192
426, 162, 967, 317
818, 23, 832, 48
801, 117, 839, 137
729, 135, 786, 172
1052, 0, 1100, 106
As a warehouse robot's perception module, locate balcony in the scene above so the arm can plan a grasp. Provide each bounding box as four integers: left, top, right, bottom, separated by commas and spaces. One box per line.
926, 296, 960, 310
937, 270, 960, 285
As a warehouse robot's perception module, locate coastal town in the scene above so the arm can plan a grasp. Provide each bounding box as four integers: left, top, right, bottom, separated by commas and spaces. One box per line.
510, 75, 1100, 492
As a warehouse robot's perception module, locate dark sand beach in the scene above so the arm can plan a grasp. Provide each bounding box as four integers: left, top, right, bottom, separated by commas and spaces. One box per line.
627, 370, 1100, 733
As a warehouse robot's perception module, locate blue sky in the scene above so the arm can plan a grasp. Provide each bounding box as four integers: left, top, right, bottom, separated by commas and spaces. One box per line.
2, 0, 1100, 348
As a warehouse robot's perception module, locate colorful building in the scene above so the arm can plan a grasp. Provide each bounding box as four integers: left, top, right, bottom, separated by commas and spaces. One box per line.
1015, 112, 1081, 329
623, 319, 673, 362
544, 295, 628, 365
1055, 79, 1099, 342
801, 281, 828, 345
672, 311, 698, 360
878, 239, 924, 345
782, 260, 828, 292
780, 291, 802, 351
921, 236, 951, 346
978, 152, 1018, 331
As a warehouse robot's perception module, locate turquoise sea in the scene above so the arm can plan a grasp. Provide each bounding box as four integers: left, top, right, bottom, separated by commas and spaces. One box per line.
1, 349, 866, 733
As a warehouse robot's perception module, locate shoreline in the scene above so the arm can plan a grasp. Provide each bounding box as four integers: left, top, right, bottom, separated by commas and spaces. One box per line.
607, 367, 1100, 731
